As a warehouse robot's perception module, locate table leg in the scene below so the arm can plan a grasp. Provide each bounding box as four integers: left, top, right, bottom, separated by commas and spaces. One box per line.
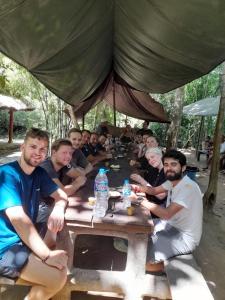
126, 232, 148, 276
56, 225, 77, 270
124, 233, 149, 300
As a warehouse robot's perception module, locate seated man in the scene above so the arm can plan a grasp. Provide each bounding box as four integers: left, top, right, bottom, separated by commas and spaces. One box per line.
82, 132, 109, 165
68, 128, 93, 175
205, 134, 225, 169
40, 138, 86, 197
0, 128, 68, 300
97, 134, 107, 152
137, 149, 203, 272
96, 120, 109, 136
120, 124, 134, 144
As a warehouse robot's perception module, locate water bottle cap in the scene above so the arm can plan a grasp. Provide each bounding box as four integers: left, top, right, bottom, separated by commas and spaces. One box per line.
99, 168, 105, 174
124, 179, 129, 184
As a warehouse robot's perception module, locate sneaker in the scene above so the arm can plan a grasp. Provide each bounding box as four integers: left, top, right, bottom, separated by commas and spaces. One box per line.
113, 238, 128, 253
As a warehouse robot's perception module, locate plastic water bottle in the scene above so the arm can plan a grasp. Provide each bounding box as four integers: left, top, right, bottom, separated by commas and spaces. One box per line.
93, 168, 109, 218
122, 179, 131, 209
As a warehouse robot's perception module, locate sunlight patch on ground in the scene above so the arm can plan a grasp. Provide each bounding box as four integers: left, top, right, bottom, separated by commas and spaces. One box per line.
6, 151, 21, 157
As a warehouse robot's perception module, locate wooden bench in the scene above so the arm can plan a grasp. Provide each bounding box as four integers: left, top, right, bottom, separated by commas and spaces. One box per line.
0, 276, 31, 300
165, 254, 214, 300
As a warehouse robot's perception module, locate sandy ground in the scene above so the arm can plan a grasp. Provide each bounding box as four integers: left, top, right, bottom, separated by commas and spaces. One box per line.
0, 143, 224, 300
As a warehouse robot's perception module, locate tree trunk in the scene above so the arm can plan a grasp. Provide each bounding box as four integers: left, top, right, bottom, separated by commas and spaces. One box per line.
204, 63, 225, 209
66, 105, 80, 129
93, 105, 99, 130
8, 109, 14, 143
166, 86, 185, 150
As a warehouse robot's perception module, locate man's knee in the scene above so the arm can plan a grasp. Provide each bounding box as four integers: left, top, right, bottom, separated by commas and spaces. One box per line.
46, 267, 67, 291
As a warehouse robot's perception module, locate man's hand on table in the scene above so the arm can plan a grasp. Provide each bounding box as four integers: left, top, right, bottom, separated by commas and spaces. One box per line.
140, 198, 151, 210
130, 173, 148, 185
68, 196, 82, 206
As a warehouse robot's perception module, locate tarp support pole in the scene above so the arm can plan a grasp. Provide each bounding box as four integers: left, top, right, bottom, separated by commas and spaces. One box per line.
196, 116, 204, 156
8, 109, 14, 144
82, 112, 85, 130
113, 79, 116, 127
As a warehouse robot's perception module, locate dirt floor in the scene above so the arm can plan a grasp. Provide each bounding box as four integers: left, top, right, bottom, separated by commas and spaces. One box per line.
0, 143, 225, 300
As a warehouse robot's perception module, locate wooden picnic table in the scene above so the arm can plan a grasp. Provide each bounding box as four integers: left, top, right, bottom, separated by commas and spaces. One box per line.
53, 152, 171, 300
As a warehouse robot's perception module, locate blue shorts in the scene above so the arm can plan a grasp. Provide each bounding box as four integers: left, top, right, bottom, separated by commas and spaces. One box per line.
0, 222, 47, 279
0, 242, 30, 279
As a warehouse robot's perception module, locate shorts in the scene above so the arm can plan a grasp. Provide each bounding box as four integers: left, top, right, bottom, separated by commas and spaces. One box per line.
0, 242, 30, 279
147, 223, 193, 263
0, 222, 47, 279
36, 202, 53, 223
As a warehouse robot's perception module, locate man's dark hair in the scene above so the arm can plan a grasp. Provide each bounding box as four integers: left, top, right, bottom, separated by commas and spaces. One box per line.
162, 149, 186, 167
51, 139, 72, 152
25, 128, 49, 143
68, 128, 82, 137
143, 129, 153, 136
82, 129, 91, 135
90, 132, 99, 137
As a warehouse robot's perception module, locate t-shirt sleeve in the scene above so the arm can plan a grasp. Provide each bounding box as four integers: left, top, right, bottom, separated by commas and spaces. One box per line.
0, 169, 22, 211
40, 160, 58, 179
162, 180, 173, 191
171, 182, 194, 209
77, 151, 88, 168
39, 168, 59, 198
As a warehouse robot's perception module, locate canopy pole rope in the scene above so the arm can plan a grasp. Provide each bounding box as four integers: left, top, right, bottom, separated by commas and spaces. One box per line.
8, 109, 14, 144
113, 79, 116, 127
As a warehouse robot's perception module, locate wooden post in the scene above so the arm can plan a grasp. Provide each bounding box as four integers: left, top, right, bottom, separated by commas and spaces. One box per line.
113, 79, 116, 127
8, 109, 14, 144
204, 63, 225, 209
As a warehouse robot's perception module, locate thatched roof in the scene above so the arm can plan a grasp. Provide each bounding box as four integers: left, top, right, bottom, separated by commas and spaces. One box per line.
0, 95, 34, 111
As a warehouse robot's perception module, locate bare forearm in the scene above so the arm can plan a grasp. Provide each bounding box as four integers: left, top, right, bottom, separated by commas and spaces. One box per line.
84, 163, 93, 174
141, 200, 169, 219
12, 216, 50, 260
140, 185, 166, 196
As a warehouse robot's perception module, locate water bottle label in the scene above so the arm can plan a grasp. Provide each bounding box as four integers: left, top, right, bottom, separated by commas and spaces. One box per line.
95, 181, 108, 192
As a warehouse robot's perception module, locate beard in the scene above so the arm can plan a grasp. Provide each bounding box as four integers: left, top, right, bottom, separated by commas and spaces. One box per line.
23, 155, 41, 167
165, 170, 183, 181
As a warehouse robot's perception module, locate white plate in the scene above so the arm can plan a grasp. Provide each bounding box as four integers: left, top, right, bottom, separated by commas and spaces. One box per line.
109, 191, 121, 198
110, 164, 120, 169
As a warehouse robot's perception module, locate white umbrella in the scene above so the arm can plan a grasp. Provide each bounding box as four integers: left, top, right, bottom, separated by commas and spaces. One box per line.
183, 96, 220, 116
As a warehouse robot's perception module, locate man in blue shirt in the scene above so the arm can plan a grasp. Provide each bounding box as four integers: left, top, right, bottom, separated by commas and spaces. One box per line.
0, 128, 68, 300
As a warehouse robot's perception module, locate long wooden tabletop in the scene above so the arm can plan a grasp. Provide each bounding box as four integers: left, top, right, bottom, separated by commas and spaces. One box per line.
66, 149, 153, 234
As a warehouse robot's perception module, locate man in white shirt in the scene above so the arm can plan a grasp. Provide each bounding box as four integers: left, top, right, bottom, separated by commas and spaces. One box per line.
139, 149, 203, 272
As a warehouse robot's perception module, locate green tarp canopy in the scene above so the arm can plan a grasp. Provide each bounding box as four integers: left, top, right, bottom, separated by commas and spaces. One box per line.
1, 1, 225, 108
